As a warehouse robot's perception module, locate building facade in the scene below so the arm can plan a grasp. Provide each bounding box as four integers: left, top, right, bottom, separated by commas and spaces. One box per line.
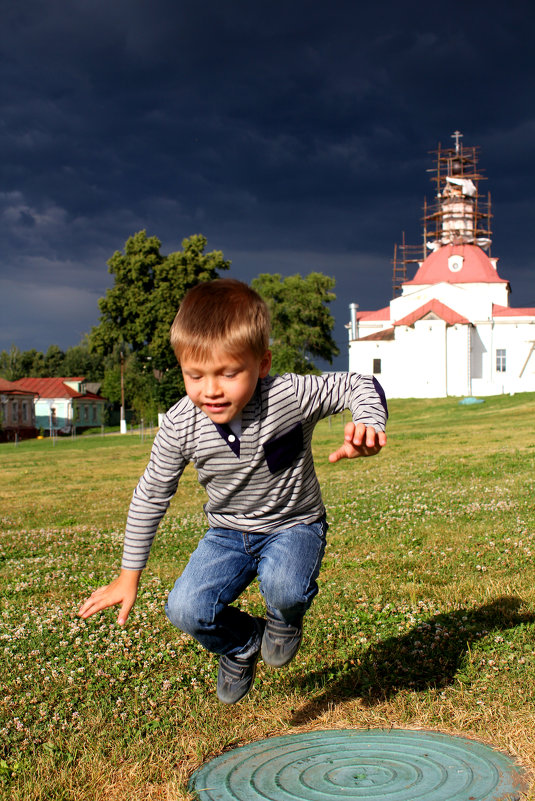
0, 379, 38, 441
11, 377, 106, 434
348, 133, 535, 398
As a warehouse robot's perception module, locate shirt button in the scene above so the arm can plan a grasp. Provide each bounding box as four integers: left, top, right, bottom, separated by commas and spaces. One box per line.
228, 434, 236, 443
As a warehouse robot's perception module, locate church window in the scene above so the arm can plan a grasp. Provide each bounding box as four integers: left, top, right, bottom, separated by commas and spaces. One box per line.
373, 358, 382, 374
496, 349, 506, 372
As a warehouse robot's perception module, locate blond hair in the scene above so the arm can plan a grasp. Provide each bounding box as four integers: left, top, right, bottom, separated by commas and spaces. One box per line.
170, 279, 271, 362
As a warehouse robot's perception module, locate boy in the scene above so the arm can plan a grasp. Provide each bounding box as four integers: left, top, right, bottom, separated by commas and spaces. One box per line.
79, 279, 387, 704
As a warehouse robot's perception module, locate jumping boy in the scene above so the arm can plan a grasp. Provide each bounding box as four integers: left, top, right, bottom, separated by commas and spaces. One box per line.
79, 279, 387, 703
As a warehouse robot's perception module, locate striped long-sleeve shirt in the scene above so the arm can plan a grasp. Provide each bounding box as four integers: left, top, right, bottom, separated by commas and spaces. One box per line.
121, 371, 387, 570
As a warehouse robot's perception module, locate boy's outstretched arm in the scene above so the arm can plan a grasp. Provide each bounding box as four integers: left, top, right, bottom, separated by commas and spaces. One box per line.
328, 421, 386, 463
78, 568, 142, 626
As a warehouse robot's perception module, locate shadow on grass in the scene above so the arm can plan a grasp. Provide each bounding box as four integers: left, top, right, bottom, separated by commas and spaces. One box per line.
291, 596, 534, 725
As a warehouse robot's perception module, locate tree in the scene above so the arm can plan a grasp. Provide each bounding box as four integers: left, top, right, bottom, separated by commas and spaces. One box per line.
44, 345, 65, 376
62, 340, 105, 382
90, 231, 231, 415
251, 272, 339, 374
19, 349, 46, 377
0, 346, 22, 380
0, 347, 47, 379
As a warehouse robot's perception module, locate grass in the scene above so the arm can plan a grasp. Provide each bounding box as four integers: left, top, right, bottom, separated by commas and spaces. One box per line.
1, 392, 535, 799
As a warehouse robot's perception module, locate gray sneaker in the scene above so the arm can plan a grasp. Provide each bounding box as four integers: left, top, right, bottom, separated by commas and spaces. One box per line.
261, 611, 303, 667
217, 620, 264, 704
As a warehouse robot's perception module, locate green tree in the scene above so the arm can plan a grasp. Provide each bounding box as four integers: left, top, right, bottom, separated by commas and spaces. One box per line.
251, 272, 339, 374
19, 349, 46, 377
100, 352, 158, 425
44, 345, 65, 376
0, 346, 22, 380
63, 339, 105, 382
90, 231, 230, 416
0, 347, 48, 379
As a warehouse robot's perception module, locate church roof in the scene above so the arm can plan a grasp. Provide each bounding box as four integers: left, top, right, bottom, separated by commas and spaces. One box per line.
356, 306, 390, 322
359, 327, 395, 341
393, 299, 470, 327
493, 304, 535, 317
404, 244, 509, 286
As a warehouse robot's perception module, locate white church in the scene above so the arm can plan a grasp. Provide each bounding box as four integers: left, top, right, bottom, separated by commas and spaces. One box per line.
348, 133, 535, 398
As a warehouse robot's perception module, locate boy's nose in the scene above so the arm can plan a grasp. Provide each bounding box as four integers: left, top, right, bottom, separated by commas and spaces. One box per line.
204, 377, 222, 397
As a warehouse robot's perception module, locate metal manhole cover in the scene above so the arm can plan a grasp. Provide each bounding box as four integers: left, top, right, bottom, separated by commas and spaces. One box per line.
188, 729, 527, 801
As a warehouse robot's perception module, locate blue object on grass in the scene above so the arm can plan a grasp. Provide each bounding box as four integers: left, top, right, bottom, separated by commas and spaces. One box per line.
458, 397, 484, 405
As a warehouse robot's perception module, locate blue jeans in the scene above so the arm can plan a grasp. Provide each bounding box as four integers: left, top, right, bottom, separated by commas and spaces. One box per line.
165, 517, 328, 658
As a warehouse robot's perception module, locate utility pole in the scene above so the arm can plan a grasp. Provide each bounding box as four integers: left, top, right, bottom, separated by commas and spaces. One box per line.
120, 350, 127, 434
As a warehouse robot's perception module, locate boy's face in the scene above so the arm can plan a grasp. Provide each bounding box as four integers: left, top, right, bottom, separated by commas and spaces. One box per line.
181, 346, 272, 424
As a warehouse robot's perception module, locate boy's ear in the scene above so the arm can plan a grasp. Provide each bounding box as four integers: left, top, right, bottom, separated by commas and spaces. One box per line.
259, 350, 272, 378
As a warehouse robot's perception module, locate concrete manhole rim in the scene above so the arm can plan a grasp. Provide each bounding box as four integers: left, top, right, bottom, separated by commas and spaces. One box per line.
188, 727, 527, 801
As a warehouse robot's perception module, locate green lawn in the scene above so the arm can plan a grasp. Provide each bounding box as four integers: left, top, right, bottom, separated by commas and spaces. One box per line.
1, 393, 535, 799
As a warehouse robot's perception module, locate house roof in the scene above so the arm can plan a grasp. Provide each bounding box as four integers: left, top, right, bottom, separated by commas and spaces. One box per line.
0, 378, 38, 396
393, 299, 470, 327
404, 244, 509, 286
492, 304, 535, 317
356, 306, 391, 322
359, 327, 395, 341
12, 377, 105, 401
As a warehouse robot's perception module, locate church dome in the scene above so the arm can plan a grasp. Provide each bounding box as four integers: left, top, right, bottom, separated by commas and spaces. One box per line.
405, 244, 509, 286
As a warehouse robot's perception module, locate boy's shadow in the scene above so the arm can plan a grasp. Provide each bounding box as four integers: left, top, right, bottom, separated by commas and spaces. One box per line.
292, 596, 534, 725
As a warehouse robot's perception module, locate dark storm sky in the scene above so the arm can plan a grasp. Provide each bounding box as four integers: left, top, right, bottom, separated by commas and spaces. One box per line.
1, 0, 534, 369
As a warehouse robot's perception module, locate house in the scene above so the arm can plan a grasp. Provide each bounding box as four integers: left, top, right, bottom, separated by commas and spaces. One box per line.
0, 378, 38, 441
11, 377, 107, 434
348, 133, 535, 398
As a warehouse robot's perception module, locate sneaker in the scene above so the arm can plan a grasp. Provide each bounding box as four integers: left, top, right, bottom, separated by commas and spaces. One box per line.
261, 611, 303, 667
217, 620, 264, 704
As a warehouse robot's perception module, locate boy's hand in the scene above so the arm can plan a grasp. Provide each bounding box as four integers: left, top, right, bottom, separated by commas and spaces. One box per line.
328, 422, 386, 463
78, 569, 142, 626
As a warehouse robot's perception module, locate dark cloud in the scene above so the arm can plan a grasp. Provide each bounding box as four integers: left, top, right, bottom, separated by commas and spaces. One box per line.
1, 0, 534, 367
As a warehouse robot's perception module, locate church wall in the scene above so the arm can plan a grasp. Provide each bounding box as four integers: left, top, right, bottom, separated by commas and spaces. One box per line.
446, 325, 471, 397
471, 321, 535, 396
394, 282, 507, 324
349, 321, 447, 398
399, 320, 447, 397
349, 318, 535, 399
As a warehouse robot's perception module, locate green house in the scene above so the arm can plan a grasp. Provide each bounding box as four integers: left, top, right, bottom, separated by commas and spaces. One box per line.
11, 377, 107, 434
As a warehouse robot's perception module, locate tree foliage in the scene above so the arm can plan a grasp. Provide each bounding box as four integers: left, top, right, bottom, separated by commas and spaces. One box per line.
252, 272, 339, 374
0, 340, 103, 382
89, 231, 231, 414
91, 231, 230, 364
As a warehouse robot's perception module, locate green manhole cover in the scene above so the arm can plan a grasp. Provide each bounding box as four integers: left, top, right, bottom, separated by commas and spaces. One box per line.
189, 729, 527, 800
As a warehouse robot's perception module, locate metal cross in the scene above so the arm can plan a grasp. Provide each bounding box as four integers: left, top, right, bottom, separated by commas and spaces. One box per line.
451, 130, 463, 153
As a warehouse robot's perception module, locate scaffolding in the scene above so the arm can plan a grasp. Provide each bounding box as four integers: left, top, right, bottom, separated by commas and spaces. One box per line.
392, 232, 424, 298
392, 131, 493, 297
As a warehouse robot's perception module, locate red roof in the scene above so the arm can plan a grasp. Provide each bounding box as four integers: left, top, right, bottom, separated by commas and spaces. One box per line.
11, 377, 105, 401
356, 306, 391, 322
0, 378, 38, 396
492, 304, 535, 317
405, 244, 509, 286
394, 299, 470, 327
359, 327, 395, 341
